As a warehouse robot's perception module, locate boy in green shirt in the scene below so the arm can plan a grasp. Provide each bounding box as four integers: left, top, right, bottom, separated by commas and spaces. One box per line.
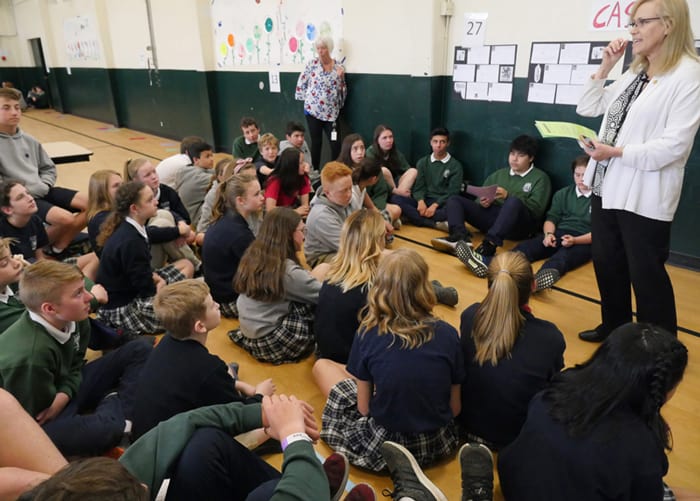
391, 127, 463, 227
0, 260, 151, 456
232, 116, 262, 162
433, 135, 551, 257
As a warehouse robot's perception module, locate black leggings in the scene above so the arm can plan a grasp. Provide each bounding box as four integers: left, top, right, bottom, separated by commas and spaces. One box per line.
305, 114, 340, 169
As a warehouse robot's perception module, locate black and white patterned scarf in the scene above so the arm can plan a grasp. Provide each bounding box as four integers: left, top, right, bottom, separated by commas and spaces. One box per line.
592, 71, 649, 195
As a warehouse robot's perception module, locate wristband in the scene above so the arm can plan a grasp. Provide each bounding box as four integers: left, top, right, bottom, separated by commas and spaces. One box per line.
281, 432, 312, 451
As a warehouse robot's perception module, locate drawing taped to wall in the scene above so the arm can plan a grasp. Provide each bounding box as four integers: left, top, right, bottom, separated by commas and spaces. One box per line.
211, 0, 343, 68
63, 15, 102, 63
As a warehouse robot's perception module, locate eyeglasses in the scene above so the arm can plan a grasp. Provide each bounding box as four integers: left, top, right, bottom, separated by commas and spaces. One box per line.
626, 16, 663, 29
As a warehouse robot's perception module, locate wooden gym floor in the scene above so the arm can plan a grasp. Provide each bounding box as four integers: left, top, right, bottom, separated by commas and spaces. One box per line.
19, 108, 700, 499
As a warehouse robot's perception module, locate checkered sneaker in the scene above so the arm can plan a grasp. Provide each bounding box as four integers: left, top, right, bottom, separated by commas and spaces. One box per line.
321, 379, 459, 472
663, 483, 676, 501
534, 268, 561, 292
455, 242, 488, 278
97, 297, 162, 336
459, 443, 493, 501
219, 300, 239, 319
380, 441, 448, 501
228, 302, 315, 364
155, 263, 186, 284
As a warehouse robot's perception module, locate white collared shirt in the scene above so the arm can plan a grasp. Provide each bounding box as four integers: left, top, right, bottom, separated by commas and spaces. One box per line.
576, 186, 592, 198
28, 310, 76, 345
510, 164, 534, 177
430, 152, 452, 164
0, 286, 15, 304
126, 217, 149, 241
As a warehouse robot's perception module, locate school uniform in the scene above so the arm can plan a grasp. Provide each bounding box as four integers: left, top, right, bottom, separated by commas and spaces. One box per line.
0, 214, 49, 260
321, 319, 464, 471
314, 282, 367, 364
458, 303, 565, 449
97, 219, 183, 335
131, 334, 261, 440
231, 259, 320, 364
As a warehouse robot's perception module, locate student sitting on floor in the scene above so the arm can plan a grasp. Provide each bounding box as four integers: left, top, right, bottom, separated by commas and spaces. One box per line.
458, 251, 565, 451
391, 127, 463, 228
155, 135, 204, 189
0, 180, 99, 280
314, 248, 464, 471
433, 134, 551, 260
254, 132, 279, 188
96, 181, 194, 335
131, 279, 274, 441
86, 169, 123, 255
173, 139, 215, 227
498, 323, 692, 501
232, 116, 262, 162
0, 260, 151, 457
264, 147, 311, 217
280, 121, 314, 172
1, 388, 367, 501
314, 209, 385, 364
195, 158, 235, 245
304, 162, 354, 267
366, 123, 418, 198
124, 158, 200, 272
202, 172, 264, 318
230, 208, 323, 365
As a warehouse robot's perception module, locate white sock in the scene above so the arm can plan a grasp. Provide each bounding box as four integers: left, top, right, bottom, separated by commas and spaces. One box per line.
124, 419, 132, 434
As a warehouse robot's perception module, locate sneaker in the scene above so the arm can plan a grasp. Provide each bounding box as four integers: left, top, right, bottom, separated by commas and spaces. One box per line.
346, 483, 377, 501
380, 441, 447, 501
392, 218, 402, 230
474, 240, 497, 257
430, 237, 458, 254
435, 221, 449, 232
227, 329, 241, 343
455, 242, 488, 278
431, 280, 459, 307
459, 443, 493, 501
535, 268, 561, 292
323, 452, 349, 501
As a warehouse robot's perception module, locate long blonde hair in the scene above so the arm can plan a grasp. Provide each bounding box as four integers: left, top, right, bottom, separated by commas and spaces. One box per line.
358, 248, 436, 349
472, 251, 533, 366
86, 169, 121, 221
629, 0, 699, 74
325, 209, 385, 292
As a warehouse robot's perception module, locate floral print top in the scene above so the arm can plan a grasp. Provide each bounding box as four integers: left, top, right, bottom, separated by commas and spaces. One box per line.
295, 58, 347, 122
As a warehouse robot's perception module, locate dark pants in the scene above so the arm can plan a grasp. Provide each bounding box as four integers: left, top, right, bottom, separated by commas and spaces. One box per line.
446, 195, 537, 246
305, 114, 340, 170
166, 428, 281, 501
513, 229, 592, 276
391, 195, 447, 227
590, 195, 676, 336
42, 338, 152, 456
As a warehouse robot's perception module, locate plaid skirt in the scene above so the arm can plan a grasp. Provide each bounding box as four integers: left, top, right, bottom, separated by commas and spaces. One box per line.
155, 263, 186, 284
321, 378, 459, 472
219, 300, 239, 319
97, 297, 162, 336
229, 302, 315, 365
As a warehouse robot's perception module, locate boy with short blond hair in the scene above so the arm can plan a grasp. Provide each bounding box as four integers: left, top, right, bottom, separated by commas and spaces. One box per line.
0, 260, 151, 456
232, 116, 261, 162
255, 132, 280, 185
304, 161, 355, 266
131, 279, 274, 440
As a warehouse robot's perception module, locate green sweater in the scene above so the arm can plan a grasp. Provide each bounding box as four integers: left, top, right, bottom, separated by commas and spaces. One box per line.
120, 402, 329, 501
546, 185, 591, 235
0, 312, 89, 416
484, 167, 551, 220
366, 173, 391, 210
413, 155, 463, 206
232, 136, 262, 162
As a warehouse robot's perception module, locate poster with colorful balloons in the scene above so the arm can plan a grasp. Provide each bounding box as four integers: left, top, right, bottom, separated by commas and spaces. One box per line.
211, 0, 343, 67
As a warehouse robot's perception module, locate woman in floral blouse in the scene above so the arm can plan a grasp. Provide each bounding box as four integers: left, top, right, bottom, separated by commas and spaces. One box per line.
295, 36, 347, 171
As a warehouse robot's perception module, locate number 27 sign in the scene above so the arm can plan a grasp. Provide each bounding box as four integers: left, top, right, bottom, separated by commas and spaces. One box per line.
463, 13, 488, 48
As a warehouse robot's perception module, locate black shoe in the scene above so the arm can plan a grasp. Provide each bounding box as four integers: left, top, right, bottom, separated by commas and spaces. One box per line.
474, 240, 497, 257
380, 441, 447, 501
459, 443, 493, 501
578, 326, 608, 343
455, 242, 489, 278
431, 280, 459, 307
534, 268, 561, 292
